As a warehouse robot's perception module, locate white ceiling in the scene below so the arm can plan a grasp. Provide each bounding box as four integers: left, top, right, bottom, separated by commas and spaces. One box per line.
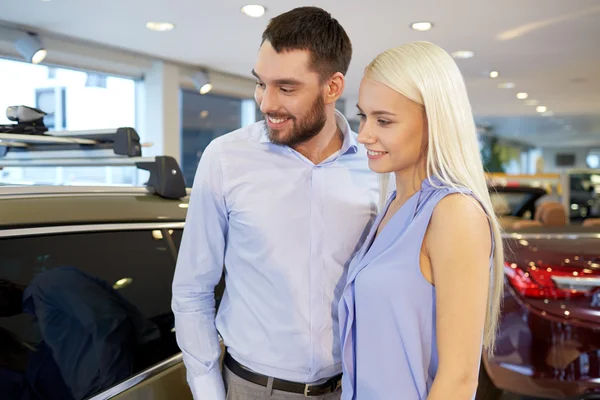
0, 0, 599, 146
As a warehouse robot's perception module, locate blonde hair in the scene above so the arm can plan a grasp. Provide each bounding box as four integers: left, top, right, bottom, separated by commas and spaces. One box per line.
365, 41, 504, 356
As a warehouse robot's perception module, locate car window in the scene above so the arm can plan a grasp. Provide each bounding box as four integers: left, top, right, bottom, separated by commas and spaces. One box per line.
0, 229, 179, 400
490, 192, 529, 216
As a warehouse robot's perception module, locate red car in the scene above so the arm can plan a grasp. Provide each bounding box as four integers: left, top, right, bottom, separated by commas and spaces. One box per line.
477, 186, 600, 399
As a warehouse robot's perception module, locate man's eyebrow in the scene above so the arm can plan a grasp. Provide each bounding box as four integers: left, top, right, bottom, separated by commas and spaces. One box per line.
251, 69, 302, 86
274, 78, 302, 86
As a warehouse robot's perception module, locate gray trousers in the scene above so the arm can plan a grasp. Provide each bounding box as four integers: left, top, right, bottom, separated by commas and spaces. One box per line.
223, 365, 341, 400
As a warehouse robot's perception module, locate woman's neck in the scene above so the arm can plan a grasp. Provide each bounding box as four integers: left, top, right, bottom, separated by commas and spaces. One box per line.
394, 164, 428, 204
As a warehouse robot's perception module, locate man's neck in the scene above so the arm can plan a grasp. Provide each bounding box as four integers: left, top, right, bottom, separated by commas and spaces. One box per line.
292, 110, 344, 165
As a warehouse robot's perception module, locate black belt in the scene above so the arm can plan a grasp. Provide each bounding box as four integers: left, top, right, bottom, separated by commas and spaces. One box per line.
224, 353, 342, 397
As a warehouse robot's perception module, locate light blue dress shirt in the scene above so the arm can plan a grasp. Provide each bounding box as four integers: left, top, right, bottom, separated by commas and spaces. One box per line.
338, 178, 491, 400
172, 110, 381, 400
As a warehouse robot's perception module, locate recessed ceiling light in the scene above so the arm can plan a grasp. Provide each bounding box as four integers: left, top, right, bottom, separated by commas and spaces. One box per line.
516, 92, 528, 100
146, 22, 175, 32
451, 50, 475, 59
536, 106, 548, 113
524, 99, 539, 106
489, 70, 499, 78
497, 82, 515, 89
411, 22, 433, 31
241, 4, 266, 18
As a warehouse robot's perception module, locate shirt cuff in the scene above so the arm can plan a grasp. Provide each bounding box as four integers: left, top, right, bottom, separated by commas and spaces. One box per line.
188, 367, 226, 400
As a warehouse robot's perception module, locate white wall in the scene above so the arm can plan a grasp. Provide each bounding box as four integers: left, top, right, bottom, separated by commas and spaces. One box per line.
540, 147, 590, 172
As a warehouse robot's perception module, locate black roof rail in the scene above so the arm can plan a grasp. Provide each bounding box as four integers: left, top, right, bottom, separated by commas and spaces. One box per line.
0, 127, 187, 200
136, 156, 187, 200
0, 127, 141, 157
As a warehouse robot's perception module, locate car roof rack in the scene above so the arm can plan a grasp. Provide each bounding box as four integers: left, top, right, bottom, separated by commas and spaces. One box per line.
0, 127, 187, 199
0, 127, 142, 157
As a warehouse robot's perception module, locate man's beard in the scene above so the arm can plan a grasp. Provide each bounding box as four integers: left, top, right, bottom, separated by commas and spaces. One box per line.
265, 94, 327, 147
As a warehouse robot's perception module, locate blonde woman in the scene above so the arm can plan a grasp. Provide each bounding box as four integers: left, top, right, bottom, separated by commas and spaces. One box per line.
338, 41, 504, 400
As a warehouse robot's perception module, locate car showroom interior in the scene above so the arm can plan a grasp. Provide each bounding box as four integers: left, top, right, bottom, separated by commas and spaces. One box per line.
0, 1, 599, 400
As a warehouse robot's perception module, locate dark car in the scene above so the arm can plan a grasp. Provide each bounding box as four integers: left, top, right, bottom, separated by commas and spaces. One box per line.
0, 127, 213, 400
568, 172, 600, 221
477, 185, 600, 399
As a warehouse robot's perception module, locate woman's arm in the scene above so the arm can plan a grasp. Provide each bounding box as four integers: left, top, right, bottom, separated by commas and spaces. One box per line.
425, 193, 492, 400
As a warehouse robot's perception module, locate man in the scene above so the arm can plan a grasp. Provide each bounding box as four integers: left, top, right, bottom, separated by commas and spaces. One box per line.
172, 6, 381, 400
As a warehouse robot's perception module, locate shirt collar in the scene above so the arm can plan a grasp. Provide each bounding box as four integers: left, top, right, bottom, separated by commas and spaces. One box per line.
259, 109, 358, 155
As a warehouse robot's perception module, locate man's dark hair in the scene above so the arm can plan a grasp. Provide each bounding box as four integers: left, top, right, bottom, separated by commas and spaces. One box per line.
262, 7, 352, 82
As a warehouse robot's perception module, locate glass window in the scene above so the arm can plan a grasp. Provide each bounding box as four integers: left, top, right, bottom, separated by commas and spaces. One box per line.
0, 58, 137, 186
0, 229, 178, 399
181, 90, 251, 185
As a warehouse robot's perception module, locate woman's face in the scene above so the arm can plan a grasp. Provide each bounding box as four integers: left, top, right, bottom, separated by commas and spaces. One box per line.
357, 77, 428, 174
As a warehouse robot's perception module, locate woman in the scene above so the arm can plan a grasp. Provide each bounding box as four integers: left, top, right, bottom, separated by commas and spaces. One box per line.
338, 41, 504, 400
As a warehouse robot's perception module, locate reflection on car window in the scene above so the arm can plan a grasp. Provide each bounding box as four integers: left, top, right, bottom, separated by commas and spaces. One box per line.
0, 230, 179, 400
490, 192, 528, 216
170, 229, 183, 250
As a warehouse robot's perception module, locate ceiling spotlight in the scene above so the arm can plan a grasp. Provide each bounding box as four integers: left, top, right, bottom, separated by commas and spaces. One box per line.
241, 5, 266, 18
489, 70, 499, 78
192, 71, 212, 95
536, 106, 548, 113
451, 50, 475, 59
497, 82, 515, 89
411, 22, 433, 31
516, 92, 529, 100
146, 22, 175, 32
524, 99, 539, 106
199, 83, 213, 95
14, 32, 47, 64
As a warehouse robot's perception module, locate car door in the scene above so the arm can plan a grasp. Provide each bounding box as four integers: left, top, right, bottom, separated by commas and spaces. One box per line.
0, 222, 192, 400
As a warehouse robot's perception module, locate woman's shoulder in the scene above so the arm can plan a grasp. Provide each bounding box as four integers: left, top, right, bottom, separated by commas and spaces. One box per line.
426, 190, 491, 250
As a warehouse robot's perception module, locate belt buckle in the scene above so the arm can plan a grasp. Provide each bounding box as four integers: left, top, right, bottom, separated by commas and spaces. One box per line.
304, 384, 312, 397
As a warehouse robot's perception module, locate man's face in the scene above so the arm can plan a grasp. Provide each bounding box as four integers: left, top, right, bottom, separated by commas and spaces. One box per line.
253, 41, 327, 147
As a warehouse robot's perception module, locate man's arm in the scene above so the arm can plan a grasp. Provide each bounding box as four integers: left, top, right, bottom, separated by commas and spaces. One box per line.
171, 142, 228, 400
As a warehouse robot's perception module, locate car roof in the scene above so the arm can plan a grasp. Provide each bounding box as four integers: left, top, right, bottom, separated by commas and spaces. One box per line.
0, 186, 189, 229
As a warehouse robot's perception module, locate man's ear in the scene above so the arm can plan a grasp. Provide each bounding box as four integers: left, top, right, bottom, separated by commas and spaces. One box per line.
324, 72, 345, 105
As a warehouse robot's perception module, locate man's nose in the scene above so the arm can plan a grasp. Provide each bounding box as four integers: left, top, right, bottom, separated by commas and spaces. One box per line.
259, 87, 279, 115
